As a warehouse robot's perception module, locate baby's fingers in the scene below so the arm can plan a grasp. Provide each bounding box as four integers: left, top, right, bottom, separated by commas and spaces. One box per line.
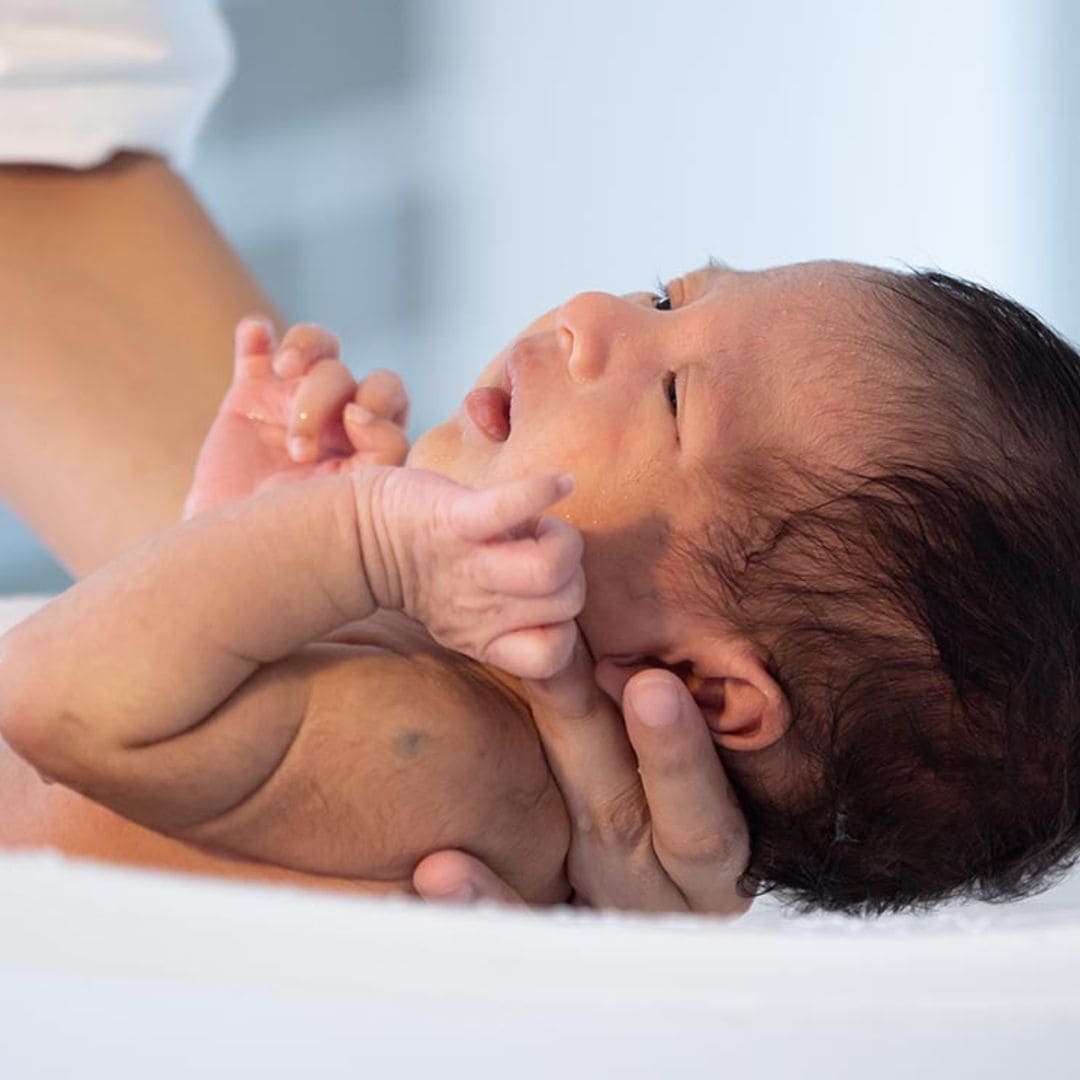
274, 324, 340, 379
354, 369, 410, 428
343, 406, 410, 467
233, 316, 277, 380
482, 518, 584, 597
450, 473, 574, 542
486, 622, 579, 681
287, 359, 357, 462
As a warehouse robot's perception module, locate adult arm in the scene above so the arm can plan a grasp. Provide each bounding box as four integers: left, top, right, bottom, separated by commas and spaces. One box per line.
0, 152, 281, 577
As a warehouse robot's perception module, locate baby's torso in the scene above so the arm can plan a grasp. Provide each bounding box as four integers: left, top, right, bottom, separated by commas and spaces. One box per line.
0, 611, 535, 895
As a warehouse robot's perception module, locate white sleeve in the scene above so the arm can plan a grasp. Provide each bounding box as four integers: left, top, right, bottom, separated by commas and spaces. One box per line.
0, 0, 234, 170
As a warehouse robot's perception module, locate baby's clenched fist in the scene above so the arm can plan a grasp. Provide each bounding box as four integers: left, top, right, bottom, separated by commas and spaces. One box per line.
355, 468, 585, 680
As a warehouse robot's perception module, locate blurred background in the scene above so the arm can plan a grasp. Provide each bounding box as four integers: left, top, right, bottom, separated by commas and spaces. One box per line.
2, 0, 1077, 591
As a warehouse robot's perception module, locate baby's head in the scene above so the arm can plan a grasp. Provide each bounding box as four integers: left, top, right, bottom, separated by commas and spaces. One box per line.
410, 259, 1080, 915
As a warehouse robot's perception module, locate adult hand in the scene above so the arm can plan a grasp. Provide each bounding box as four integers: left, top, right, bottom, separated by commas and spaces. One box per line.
412, 631, 753, 916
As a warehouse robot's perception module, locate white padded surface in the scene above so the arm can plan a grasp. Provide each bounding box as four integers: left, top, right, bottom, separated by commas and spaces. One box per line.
2, 595, 1078, 1078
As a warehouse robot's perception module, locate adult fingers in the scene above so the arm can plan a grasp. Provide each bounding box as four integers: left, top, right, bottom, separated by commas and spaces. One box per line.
622, 670, 753, 915
412, 849, 527, 906
520, 631, 642, 829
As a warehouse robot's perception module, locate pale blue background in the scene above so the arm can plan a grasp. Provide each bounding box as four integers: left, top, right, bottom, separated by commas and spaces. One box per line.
2, 0, 1077, 591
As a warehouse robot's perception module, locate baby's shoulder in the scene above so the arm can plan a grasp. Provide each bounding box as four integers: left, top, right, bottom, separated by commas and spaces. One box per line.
319, 609, 531, 722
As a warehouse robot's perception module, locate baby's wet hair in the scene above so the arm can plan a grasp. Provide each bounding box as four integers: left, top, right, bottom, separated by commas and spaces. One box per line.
674, 267, 1080, 916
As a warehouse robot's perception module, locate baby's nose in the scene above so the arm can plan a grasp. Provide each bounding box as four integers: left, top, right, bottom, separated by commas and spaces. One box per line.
558, 291, 619, 383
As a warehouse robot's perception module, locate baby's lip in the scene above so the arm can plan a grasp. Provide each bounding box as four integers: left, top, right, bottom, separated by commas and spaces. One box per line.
501, 356, 518, 430
463, 385, 510, 442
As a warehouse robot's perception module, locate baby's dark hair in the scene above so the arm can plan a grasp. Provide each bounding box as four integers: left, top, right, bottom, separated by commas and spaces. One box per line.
679, 267, 1080, 916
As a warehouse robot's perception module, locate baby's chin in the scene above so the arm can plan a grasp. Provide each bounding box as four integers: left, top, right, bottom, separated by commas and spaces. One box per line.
406, 418, 494, 489
404, 423, 456, 474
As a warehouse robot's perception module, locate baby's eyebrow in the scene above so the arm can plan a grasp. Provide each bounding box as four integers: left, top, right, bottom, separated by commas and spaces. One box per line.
698, 258, 735, 283
680, 259, 735, 295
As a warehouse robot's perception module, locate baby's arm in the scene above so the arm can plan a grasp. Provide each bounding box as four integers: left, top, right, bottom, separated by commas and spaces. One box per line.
0, 475, 379, 827
0, 465, 580, 823
0, 458, 581, 900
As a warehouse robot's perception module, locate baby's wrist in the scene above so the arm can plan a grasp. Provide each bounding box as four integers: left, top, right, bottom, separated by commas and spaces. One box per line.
349, 466, 408, 614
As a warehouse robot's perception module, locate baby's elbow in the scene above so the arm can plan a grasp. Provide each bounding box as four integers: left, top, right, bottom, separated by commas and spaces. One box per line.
0, 632, 49, 769
0, 628, 93, 784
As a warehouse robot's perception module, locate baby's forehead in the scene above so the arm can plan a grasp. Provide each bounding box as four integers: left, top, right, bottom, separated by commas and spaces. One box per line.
685, 261, 878, 361
685, 257, 868, 291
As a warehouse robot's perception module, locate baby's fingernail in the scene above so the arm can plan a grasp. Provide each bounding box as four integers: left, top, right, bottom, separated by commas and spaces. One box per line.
235, 318, 259, 346
275, 347, 301, 376
287, 435, 309, 460
344, 403, 375, 426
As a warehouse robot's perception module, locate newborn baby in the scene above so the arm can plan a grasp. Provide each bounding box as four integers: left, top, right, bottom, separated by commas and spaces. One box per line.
3, 258, 1078, 915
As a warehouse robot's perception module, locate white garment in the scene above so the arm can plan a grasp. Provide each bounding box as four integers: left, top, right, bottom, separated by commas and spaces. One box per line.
0, 0, 233, 169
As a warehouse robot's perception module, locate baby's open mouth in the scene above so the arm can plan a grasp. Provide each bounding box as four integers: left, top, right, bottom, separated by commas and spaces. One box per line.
464, 385, 511, 442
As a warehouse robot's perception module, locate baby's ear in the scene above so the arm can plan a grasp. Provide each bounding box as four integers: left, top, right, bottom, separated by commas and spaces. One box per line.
690, 645, 792, 752
690, 675, 790, 751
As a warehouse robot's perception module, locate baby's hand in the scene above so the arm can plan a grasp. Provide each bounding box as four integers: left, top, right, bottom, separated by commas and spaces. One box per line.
183, 318, 411, 518
276, 324, 410, 472
362, 469, 585, 680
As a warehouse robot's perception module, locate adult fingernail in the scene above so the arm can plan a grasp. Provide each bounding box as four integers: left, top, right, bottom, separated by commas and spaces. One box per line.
632, 677, 681, 727
344, 403, 374, 425
437, 881, 477, 902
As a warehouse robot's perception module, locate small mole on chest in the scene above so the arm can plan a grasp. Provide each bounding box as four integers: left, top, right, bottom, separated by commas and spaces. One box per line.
394, 728, 429, 760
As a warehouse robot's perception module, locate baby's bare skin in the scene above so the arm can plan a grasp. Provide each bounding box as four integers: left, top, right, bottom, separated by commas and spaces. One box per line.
0, 736, 407, 895
0, 156, 755, 914
0, 476, 575, 900
0, 323, 583, 902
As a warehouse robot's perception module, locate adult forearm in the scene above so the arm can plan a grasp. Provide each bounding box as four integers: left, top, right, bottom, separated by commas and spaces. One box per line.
0, 152, 281, 577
